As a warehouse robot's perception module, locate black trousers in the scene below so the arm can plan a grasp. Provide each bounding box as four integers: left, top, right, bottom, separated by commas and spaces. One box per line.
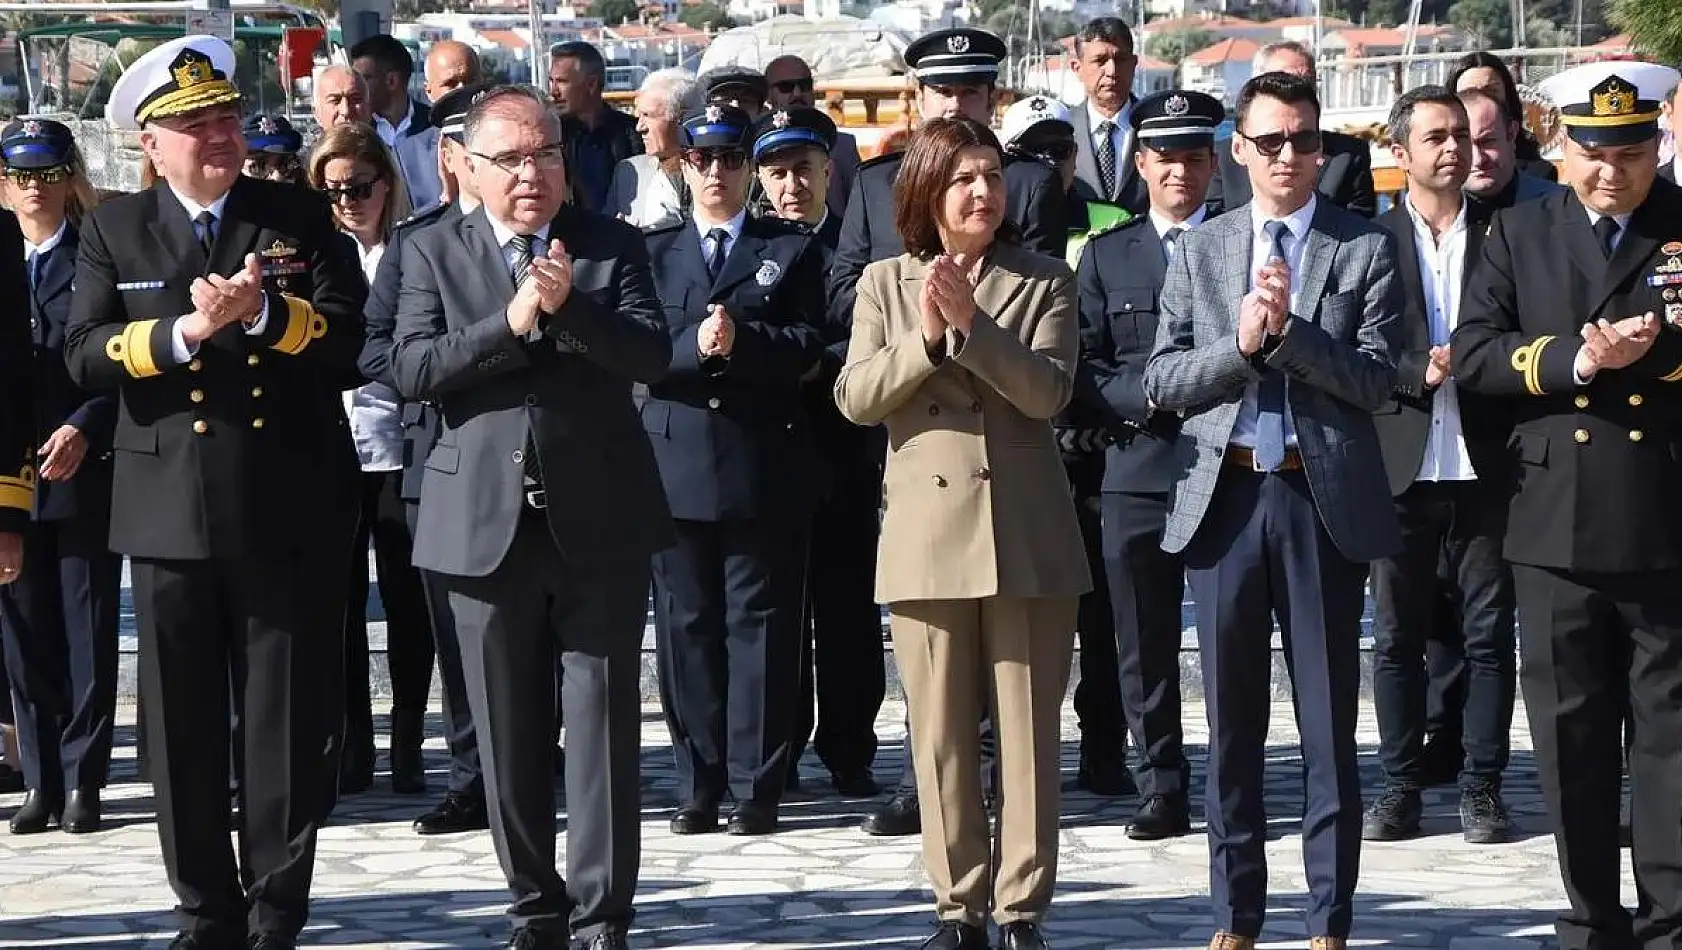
654, 517, 807, 806
442, 510, 645, 940
344, 471, 434, 770
789, 451, 885, 781
1067, 456, 1126, 763
1102, 489, 1188, 796
1184, 467, 1365, 940
1513, 564, 1682, 950
406, 501, 482, 798
1370, 480, 1516, 789
132, 553, 347, 941
0, 517, 121, 795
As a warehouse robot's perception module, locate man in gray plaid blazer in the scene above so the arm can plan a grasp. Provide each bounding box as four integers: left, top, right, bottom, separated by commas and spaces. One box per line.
1141, 73, 1403, 950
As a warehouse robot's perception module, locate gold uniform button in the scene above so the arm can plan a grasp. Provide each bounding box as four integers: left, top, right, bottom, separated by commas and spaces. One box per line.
1629, 394, 1644, 407
187, 359, 203, 372
247, 353, 261, 367
1574, 428, 1590, 444
192, 420, 208, 435
252, 418, 265, 430
189, 389, 205, 404
1574, 395, 1590, 409
251, 387, 263, 398
1630, 429, 1644, 442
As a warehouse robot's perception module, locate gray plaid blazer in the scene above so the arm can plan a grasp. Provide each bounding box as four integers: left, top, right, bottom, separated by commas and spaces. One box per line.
1141, 198, 1404, 564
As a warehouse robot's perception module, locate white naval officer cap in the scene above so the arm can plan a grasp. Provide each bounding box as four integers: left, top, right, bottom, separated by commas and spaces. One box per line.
107, 35, 242, 132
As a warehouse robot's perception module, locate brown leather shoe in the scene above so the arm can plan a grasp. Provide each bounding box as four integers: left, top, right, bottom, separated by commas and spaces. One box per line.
1310, 938, 1348, 950
1208, 934, 1255, 950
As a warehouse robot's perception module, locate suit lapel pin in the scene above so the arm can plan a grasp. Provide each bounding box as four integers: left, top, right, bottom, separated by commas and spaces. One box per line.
755, 260, 780, 286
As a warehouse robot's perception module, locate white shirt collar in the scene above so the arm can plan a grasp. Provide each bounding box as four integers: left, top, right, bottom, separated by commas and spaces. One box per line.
1250, 193, 1318, 243
693, 207, 747, 247
171, 186, 231, 226
23, 219, 68, 259
485, 212, 551, 250
1087, 98, 1131, 134
1585, 206, 1633, 231
1150, 204, 1206, 240
1403, 192, 1469, 243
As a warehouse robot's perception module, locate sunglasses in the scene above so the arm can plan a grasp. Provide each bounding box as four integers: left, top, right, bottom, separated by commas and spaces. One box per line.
682, 148, 748, 171
772, 77, 814, 94
245, 155, 301, 178
5, 166, 69, 186
1237, 129, 1323, 158
319, 178, 379, 202
1015, 140, 1077, 164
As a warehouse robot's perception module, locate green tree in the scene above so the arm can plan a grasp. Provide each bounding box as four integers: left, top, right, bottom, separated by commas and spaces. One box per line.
589, 0, 642, 26
1450, 0, 1512, 47
678, 1, 737, 30
1610, 0, 1682, 60
1144, 28, 1213, 65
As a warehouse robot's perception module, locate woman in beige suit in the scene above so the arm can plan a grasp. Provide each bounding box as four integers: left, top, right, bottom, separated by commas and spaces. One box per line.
834, 116, 1090, 950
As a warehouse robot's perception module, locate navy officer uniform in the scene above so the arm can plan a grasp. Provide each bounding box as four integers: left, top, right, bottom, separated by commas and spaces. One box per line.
0, 118, 123, 837
645, 105, 832, 836
1453, 67, 1682, 950
1074, 89, 1226, 840
62, 36, 365, 949
753, 107, 887, 798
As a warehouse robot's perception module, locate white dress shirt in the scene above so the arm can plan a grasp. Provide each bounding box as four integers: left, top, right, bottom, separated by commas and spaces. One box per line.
1585, 207, 1633, 254
343, 240, 404, 473
1229, 195, 1317, 449
1086, 100, 1132, 172
1405, 195, 1476, 482
167, 187, 269, 363
22, 219, 67, 263
693, 207, 747, 269
1149, 204, 1207, 247
485, 214, 553, 342
374, 98, 415, 149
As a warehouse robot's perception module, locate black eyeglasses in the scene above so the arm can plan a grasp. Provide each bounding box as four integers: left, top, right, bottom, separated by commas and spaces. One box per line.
319, 178, 378, 203
5, 166, 69, 186
682, 148, 748, 172
1237, 129, 1323, 158
772, 77, 814, 94
470, 144, 567, 174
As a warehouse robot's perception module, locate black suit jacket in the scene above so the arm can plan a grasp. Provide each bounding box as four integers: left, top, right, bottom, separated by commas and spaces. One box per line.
643, 214, 830, 522
1454, 181, 1682, 573
1210, 129, 1377, 219
1073, 213, 1191, 493
63, 177, 365, 560
391, 204, 673, 577
565, 108, 644, 211
23, 225, 115, 524
0, 211, 33, 534
1373, 198, 1512, 497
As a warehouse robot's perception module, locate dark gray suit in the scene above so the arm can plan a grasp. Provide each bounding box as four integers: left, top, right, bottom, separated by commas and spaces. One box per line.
1070, 99, 1147, 215
1143, 198, 1402, 940
390, 204, 673, 941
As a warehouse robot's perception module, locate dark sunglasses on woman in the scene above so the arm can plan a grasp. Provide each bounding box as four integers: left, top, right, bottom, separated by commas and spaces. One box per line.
5, 166, 70, 186
319, 178, 379, 202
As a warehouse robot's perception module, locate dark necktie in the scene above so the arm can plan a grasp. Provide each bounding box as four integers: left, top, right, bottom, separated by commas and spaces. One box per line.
1161, 225, 1184, 261
1095, 120, 1117, 198
1253, 220, 1291, 472
706, 227, 729, 282
27, 248, 40, 294
508, 233, 533, 287
1594, 216, 1620, 260
194, 210, 216, 259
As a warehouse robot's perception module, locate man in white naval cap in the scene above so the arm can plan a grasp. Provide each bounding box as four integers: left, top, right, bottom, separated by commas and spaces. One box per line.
61, 34, 366, 950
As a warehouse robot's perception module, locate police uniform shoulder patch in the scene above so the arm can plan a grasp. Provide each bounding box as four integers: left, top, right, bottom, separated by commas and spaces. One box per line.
393, 200, 449, 230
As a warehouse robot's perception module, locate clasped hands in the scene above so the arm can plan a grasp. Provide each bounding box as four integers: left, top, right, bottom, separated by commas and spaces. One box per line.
698, 304, 736, 359
919, 252, 979, 349
1238, 258, 1292, 356
180, 253, 265, 345
506, 241, 575, 337
1573, 311, 1657, 381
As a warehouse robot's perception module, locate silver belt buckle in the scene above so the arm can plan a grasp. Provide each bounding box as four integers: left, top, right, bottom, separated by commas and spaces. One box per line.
525, 488, 547, 510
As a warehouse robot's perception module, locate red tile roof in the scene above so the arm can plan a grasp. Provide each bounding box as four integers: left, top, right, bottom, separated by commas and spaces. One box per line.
1184, 36, 1259, 66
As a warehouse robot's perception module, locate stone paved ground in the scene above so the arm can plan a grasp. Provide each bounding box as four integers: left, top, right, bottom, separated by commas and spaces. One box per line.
0, 697, 1636, 950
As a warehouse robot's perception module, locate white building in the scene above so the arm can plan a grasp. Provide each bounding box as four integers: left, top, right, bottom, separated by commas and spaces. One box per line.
1180, 35, 1256, 106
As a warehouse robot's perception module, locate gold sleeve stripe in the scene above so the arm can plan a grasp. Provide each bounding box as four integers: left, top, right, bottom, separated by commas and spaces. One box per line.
1508, 335, 1555, 397
102, 320, 163, 378
0, 467, 34, 511
1661, 362, 1682, 383
272, 295, 329, 356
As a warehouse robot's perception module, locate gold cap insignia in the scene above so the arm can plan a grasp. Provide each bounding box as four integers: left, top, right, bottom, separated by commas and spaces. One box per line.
171, 49, 216, 90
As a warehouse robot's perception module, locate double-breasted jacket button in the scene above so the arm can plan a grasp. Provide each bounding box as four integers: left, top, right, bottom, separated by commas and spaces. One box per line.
932, 474, 947, 487
524, 394, 538, 406
1629, 429, 1644, 442
707, 397, 721, 410
251, 418, 264, 429
975, 467, 991, 481
1629, 394, 1645, 407
192, 420, 208, 435
1574, 428, 1591, 444
247, 353, 261, 367
188, 359, 203, 372
189, 389, 205, 404
252, 387, 263, 398
928, 404, 940, 416
1574, 395, 1590, 409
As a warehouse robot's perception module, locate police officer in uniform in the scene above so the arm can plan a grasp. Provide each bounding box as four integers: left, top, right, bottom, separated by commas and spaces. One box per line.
1075, 89, 1223, 839
0, 143, 34, 793
645, 104, 830, 836
750, 106, 885, 797
0, 118, 122, 836
62, 37, 365, 950
1454, 66, 1682, 950
357, 80, 494, 836
832, 25, 1066, 838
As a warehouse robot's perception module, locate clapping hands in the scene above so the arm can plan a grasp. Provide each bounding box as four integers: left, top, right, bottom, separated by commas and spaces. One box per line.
1573, 312, 1658, 381
1239, 258, 1290, 357
918, 252, 980, 347
181, 253, 264, 345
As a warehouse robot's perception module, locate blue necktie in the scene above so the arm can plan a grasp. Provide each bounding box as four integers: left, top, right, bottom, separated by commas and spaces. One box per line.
1253, 220, 1290, 472
26, 248, 40, 294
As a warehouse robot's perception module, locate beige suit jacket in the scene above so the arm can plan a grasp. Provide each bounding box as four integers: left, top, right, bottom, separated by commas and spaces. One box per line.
835, 243, 1092, 604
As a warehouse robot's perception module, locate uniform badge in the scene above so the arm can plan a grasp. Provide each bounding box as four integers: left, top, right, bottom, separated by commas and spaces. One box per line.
259, 116, 277, 135
755, 260, 780, 286
115, 280, 166, 291
1667, 302, 1682, 328
772, 109, 790, 129
1166, 94, 1189, 116
1030, 96, 1047, 112
21, 119, 40, 137
705, 105, 723, 123
1663, 241, 1682, 257
947, 35, 970, 54
261, 239, 298, 259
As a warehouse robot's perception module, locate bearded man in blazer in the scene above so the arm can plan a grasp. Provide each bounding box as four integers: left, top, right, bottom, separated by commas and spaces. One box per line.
390, 84, 672, 950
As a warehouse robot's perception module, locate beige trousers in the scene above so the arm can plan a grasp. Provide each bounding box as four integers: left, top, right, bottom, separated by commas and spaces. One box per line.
889, 595, 1079, 926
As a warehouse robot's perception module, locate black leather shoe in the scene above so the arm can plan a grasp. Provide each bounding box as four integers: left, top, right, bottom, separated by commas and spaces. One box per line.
1075, 756, 1136, 797
726, 800, 778, 836
62, 788, 101, 834
412, 791, 489, 835
861, 791, 920, 836
508, 925, 567, 949
1128, 793, 1191, 841
574, 931, 629, 949
248, 934, 296, 950
831, 769, 880, 798
919, 921, 989, 950
999, 921, 1051, 950
669, 803, 719, 835
1362, 787, 1423, 842
8, 789, 62, 834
